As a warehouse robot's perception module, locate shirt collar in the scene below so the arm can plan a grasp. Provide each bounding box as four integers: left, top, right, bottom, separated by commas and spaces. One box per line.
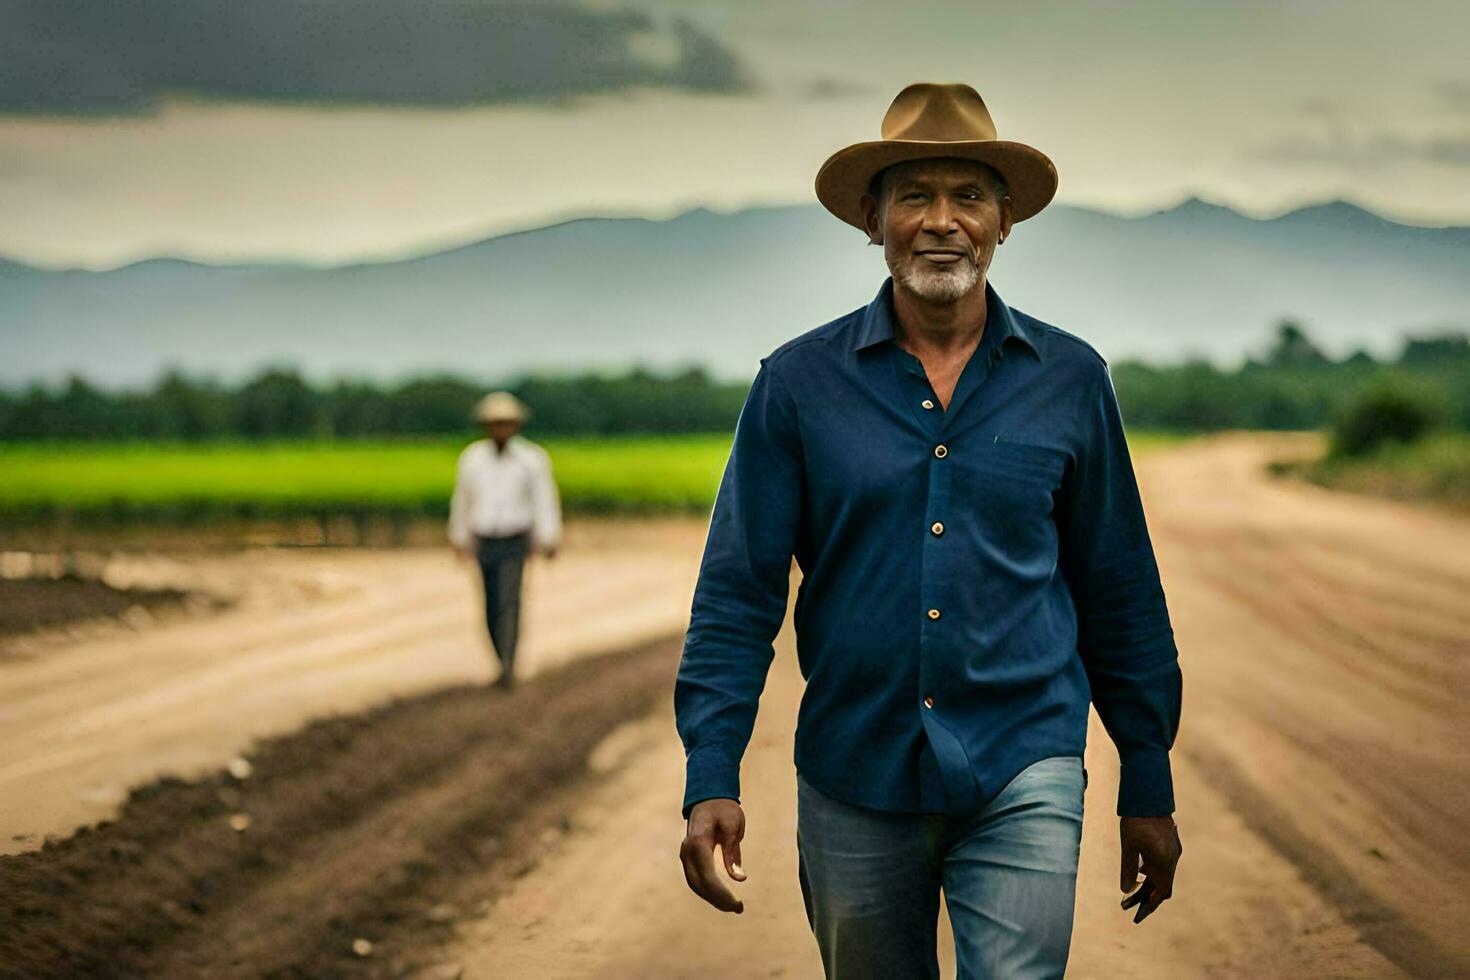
484, 435, 521, 455
853, 276, 1043, 361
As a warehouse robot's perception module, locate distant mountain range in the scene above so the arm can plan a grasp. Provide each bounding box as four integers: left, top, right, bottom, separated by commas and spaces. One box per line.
3, 198, 1467, 388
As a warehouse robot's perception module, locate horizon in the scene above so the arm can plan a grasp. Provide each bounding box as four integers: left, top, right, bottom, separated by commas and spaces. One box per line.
4, 192, 1467, 391
3, 193, 1464, 276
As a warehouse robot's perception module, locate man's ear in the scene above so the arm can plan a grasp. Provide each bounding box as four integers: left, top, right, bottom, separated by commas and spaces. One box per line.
997, 195, 1015, 244
859, 193, 883, 246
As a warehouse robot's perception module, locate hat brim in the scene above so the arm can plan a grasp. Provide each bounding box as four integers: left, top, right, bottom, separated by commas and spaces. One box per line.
815, 140, 1058, 230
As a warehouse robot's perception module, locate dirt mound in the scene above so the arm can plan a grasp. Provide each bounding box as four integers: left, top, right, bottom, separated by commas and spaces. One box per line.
0, 632, 683, 978
0, 576, 202, 638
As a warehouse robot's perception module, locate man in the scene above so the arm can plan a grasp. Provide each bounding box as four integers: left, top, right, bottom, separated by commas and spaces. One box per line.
448, 390, 562, 692
674, 83, 1183, 977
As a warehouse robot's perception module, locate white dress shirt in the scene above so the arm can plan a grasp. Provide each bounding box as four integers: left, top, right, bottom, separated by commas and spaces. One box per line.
447, 436, 562, 553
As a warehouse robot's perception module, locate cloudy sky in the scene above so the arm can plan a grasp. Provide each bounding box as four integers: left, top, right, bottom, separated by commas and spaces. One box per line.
2, 0, 1468, 270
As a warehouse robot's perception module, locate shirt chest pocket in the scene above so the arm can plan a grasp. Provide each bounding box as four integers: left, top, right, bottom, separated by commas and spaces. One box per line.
957, 440, 1068, 522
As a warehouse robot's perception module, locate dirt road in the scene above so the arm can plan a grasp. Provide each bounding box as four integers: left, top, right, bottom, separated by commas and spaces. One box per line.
4, 434, 1467, 977
0, 518, 707, 855
429, 432, 1469, 978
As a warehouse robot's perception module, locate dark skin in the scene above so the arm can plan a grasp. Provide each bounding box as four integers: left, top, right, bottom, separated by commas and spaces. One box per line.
679, 798, 748, 914
680, 157, 1181, 924
484, 418, 521, 457
864, 156, 1012, 407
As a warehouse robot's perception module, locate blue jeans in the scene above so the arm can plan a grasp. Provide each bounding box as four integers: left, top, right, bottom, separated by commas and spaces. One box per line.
796, 755, 1086, 979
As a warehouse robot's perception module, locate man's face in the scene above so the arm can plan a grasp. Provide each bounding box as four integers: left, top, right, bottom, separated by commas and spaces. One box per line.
860, 157, 1013, 305
484, 419, 520, 440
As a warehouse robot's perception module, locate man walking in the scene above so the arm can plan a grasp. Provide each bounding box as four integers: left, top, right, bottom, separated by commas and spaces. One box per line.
449, 391, 562, 692
675, 83, 1183, 977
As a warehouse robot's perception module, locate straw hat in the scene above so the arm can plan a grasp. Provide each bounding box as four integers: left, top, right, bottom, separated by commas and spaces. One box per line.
815, 82, 1058, 231
473, 391, 530, 424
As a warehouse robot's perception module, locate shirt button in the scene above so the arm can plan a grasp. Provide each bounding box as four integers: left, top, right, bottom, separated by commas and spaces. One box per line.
933, 444, 948, 458
923, 695, 935, 709
921, 398, 935, 410
927, 608, 941, 620
931, 521, 944, 536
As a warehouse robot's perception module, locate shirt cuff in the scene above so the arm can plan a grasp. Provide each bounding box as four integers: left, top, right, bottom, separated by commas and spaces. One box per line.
682, 749, 741, 821
1117, 748, 1175, 817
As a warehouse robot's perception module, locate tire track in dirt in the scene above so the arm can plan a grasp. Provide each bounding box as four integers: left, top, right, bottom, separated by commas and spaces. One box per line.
0, 521, 706, 854
1178, 736, 1463, 980
0, 632, 686, 979
1144, 433, 1470, 976
1179, 533, 1450, 723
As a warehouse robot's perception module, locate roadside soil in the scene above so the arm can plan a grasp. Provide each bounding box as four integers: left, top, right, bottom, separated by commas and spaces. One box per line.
0, 577, 207, 640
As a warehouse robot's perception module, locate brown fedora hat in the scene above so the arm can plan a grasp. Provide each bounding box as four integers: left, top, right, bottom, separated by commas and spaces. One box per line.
815, 82, 1058, 230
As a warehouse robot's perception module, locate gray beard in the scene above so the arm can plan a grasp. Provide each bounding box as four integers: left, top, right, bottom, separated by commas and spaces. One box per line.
892, 256, 981, 304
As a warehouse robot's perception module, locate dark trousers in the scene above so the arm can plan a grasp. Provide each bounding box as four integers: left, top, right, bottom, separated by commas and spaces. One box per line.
474, 530, 531, 684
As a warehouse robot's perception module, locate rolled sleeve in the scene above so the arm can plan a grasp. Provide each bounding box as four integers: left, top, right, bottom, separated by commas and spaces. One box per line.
1059, 361, 1183, 817
674, 358, 804, 821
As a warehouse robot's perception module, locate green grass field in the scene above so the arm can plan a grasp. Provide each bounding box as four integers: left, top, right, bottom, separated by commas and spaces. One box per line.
0, 432, 1187, 524
1289, 431, 1470, 510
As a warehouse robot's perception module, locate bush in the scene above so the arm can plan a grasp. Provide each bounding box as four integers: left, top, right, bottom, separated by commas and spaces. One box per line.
1329, 377, 1449, 457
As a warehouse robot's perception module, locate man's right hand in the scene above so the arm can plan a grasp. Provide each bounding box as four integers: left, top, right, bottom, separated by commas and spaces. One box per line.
679, 798, 748, 914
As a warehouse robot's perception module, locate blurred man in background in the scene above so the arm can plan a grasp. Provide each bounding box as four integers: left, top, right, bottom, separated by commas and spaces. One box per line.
448, 391, 562, 692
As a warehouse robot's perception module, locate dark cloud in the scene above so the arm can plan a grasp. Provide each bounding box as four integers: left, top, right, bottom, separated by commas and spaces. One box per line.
0, 0, 749, 114
1424, 133, 1470, 165
1254, 126, 1470, 170
798, 77, 875, 101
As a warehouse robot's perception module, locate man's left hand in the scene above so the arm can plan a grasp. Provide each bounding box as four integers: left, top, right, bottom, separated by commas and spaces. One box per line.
1119, 815, 1181, 923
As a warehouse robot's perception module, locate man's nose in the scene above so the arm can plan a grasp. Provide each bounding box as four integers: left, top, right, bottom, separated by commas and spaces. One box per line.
920, 196, 959, 234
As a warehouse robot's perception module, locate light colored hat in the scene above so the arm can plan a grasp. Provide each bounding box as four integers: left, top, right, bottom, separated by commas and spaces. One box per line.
815, 82, 1058, 231
473, 391, 530, 424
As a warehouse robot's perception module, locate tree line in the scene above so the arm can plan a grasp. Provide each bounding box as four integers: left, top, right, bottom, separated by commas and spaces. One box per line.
2, 322, 1466, 441
0, 365, 749, 441
1111, 324, 1469, 433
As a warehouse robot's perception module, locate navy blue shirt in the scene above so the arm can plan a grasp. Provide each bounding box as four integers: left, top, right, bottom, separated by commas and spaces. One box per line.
674, 276, 1182, 821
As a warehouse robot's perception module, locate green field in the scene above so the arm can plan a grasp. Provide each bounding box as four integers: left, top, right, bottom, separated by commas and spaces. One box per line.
1285, 431, 1470, 511
0, 436, 734, 522
0, 432, 1187, 524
